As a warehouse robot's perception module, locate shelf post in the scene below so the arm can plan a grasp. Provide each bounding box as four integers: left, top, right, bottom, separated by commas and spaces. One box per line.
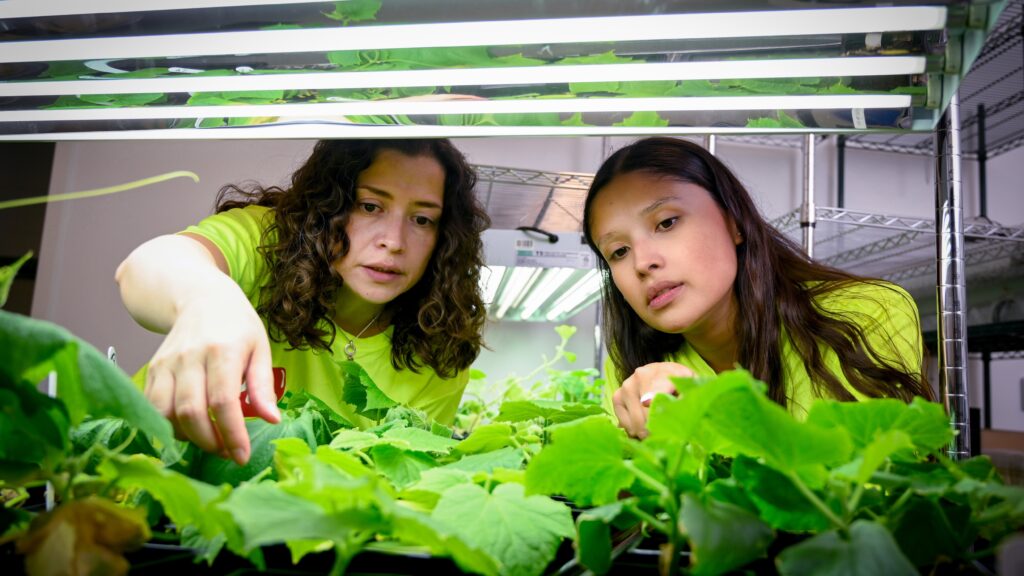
801, 134, 816, 257
935, 91, 971, 461
703, 134, 717, 155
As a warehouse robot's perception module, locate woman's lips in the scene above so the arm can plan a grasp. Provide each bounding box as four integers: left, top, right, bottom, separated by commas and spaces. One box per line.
362, 265, 402, 282
648, 284, 682, 310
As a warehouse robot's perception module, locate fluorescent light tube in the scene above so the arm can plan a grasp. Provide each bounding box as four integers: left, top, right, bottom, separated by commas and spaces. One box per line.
0, 95, 912, 123
481, 265, 505, 306
518, 268, 577, 320
494, 267, 540, 320
0, 8, 947, 63
0, 0, 324, 18
0, 57, 926, 98
546, 270, 602, 321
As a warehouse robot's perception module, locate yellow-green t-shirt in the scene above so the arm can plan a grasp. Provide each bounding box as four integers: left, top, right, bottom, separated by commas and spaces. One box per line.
137, 205, 468, 427
602, 281, 924, 420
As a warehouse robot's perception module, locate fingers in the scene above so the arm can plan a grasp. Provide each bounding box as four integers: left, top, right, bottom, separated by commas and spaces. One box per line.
145, 363, 185, 441
244, 336, 281, 425
612, 362, 695, 439
173, 360, 225, 457
206, 348, 250, 465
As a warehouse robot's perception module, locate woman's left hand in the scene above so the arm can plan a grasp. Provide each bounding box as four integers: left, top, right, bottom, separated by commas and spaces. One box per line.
612, 361, 694, 439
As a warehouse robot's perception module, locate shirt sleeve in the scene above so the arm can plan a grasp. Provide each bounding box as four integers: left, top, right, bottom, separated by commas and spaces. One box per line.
180, 205, 273, 303
821, 281, 924, 378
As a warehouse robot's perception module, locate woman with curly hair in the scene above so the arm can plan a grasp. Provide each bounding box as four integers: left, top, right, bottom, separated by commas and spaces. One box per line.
116, 139, 489, 464
583, 137, 934, 439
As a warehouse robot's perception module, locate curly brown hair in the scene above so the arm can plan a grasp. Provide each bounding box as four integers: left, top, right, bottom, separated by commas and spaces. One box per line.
583, 137, 934, 406
216, 139, 490, 378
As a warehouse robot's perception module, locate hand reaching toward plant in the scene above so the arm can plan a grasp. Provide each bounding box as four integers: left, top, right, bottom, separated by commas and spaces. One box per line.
116, 234, 280, 464
612, 361, 693, 439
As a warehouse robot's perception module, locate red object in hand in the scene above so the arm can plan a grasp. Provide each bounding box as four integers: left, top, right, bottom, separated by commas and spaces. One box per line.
239, 367, 286, 417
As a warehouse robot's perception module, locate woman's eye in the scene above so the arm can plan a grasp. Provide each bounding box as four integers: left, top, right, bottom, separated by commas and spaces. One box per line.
360, 202, 380, 213
413, 215, 436, 227
609, 246, 629, 261
656, 217, 678, 231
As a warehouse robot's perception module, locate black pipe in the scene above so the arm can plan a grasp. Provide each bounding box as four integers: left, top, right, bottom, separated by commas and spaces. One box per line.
977, 104, 987, 218
836, 135, 846, 209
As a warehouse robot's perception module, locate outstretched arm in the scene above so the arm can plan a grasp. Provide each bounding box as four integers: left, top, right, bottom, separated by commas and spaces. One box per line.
116, 233, 280, 464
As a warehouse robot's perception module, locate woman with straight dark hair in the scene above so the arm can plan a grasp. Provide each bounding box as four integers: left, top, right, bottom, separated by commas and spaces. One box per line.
117, 139, 490, 462
583, 137, 933, 438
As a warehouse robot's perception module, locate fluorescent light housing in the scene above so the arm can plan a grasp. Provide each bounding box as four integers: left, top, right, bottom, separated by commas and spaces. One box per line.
517, 268, 577, 320
0, 95, 913, 123
0, 57, 927, 98
0, 8, 947, 63
494, 267, 541, 320
545, 270, 604, 322
481, 265, 505, 306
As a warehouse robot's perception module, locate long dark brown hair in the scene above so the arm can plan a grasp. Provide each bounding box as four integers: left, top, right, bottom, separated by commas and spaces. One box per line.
216, 139, 490, 378
582, 137, 933, 406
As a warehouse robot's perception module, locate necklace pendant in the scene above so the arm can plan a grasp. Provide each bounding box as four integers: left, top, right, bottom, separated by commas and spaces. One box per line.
344, 339, 357, 361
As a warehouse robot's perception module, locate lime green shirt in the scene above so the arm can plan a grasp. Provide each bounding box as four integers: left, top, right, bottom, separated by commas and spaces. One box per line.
602, 281, 924, 420
149, 205, 468, 427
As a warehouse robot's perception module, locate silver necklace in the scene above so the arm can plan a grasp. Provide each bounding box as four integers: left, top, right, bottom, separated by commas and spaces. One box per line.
343, 311, 382, 361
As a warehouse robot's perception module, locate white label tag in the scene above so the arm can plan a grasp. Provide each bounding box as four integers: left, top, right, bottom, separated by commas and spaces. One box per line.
852, 108, 867, 130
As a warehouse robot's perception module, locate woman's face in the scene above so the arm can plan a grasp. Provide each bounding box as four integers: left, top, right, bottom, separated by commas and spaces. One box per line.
589, 171, 741, 336
333, 149, 445, 309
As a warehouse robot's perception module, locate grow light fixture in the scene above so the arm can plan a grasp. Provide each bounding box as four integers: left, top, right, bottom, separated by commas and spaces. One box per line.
0, 0, 325, 18
482, 267, 604, 322
0, 95, 913, 123
494, 267, 542, 320
0, 7, 947, 63
544, 270, 603, 322
0, 57, 927, 98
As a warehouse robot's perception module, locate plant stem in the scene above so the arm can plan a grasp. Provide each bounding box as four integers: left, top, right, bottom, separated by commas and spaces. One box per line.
626, 504, 671, 535
623, 461, 671, 500
788, 472, 847, 533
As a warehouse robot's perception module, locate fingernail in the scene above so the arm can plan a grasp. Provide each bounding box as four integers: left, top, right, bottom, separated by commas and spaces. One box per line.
233, 448, 248, 464
640, 392, 656, 407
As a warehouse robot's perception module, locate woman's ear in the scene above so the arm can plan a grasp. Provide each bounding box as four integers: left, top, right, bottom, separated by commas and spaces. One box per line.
727, 216, 744, 245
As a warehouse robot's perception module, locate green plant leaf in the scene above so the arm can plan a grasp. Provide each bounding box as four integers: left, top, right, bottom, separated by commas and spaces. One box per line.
806, 397, 952, 454
390, 506, 501, 575
701, 379, 853, 473
576, 515, 613, 574
382, 427, 459, 454
647, 370, 757, 446
0, 384, 69, 483
889, 497, 972, 566
195, 412, 318, 487
731, 456, 832, 532
369, 444, 437, 488
555, 51, 638, 66
218, 481, 384, 553
441, 447, 524, 474
322, 0, 381, 24
0, 252, 32, 308
526, 415, 632, 506
98, 454, 225, 539
613, 111, 669, 127
454, 423, 515, 455
776, 520, 917, 576
338, 360, 397, 420
0, 310, 175, 450
682, 493, 774, 576
496, 399, 605, 423
399, 468, 474, 508
432, 482, 574, 576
